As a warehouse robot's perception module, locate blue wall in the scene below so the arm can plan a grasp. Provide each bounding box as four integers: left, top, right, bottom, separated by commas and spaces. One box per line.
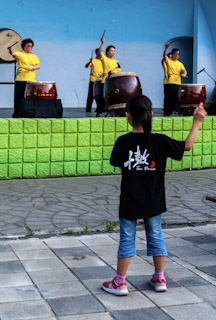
0, 0, 216, 110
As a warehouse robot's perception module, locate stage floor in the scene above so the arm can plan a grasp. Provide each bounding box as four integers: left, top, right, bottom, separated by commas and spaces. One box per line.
0, 107, 172, 118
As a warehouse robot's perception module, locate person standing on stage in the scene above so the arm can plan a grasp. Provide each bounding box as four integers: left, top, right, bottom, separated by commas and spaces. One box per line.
96, 36, 121, 116
85, 49, 103, 113
8, 38, 40, 118
163, 42, 187, 116
162, 52, 172, 114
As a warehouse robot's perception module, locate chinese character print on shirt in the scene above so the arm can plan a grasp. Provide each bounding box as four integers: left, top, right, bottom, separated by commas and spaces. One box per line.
124, 145, 156, 171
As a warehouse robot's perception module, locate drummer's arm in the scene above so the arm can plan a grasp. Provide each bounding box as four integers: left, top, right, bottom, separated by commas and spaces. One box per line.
26, 63, 40, 71
97, 37, 104, 59
85, 59, 92, 68
181, 68, 187, 78
8, 47, 16, 58
163, 42, 170, 61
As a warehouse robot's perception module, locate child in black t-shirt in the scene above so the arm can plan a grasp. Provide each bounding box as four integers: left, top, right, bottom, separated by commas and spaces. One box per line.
102, 95, 206, 296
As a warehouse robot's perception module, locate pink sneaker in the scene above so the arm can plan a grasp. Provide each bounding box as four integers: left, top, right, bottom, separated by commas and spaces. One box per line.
150, 277, 167, 292
102, 279, 129, 296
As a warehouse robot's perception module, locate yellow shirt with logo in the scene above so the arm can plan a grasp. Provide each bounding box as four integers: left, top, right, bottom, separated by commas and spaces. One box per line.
87, 58, 103, 82
165, 57, 185, 85
15, 52, 40, 81
101, 54, 121, 83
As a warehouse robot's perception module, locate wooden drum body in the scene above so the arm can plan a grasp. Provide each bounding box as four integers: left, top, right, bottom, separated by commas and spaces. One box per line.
0, 28, 22, 63
25, 81, 57, 100
104, 72, 142, 116
93, 77, 102, 104
178, 84, 206, 115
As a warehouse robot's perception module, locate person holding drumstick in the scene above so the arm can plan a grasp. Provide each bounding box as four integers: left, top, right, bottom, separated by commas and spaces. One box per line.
96, 36, 121, 116
85, 48, 103, 113
163, 42, 187, 116
162, 52, 172, 115
8, 38, 40, 118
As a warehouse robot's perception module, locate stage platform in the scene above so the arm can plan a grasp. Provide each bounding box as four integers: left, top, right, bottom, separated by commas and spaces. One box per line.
0, 107, 167, 118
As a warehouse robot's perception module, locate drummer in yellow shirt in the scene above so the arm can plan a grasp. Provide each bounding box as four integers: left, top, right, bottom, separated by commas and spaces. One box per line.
96, 36, 121, 116
162, 52, 172, 114
163, 42, 187, 116
85, 49, 103, 112
8, 38, 40, 117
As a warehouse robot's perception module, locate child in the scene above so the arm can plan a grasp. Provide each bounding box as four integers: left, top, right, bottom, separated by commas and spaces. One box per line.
102, 95, 207, 296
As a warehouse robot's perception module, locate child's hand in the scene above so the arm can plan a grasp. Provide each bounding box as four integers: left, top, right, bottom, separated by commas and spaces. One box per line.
193, 103, 207, 122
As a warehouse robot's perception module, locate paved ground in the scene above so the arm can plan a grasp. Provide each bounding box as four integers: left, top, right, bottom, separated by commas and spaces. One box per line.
0, 169, 215, 237
0, 224, 216, 319
0, 168, 215, 319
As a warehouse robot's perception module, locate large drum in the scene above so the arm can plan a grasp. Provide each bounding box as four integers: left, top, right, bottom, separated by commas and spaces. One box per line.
104, 72, 142, 116
93, 77, 102, 104
178, 84, 206, 116
0, 29, 22, 63
24, 81, 57, 100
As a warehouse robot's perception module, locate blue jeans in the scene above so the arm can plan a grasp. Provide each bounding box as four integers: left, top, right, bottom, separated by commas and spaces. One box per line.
118, 215, 167, 258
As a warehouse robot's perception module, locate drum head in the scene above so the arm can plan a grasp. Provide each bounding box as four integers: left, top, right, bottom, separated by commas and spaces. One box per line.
181, 83, 205, 87
26, 81, 56, 84
0, 29, 22, 62
109, 72, 138, 78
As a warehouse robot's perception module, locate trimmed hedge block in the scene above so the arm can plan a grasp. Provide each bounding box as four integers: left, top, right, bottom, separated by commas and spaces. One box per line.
38, 120, 51, 133
103, 146, 113, 160
78, 147, 90, 161
9, 119, 23, 133
51, 134, 64, 147
91, 133, 102, 146
9, 164, 22, 178
23, 120, 37, 133
64, 162, 76, 176
0, 164, 8, 178
0, 135, 8, 149
37, 163, 50, 177
9, 135, 22, 149
64, 148, 77, 161
0, 149, 8, 163
65, 134, 77, 147
51, 120, 64, 133
116, 118, 127, 132
103, 119, 115, 132
38, 134, 51, 148
78, 119, 90, 133
90, 161, 102, 175
102, 160, 114, 174
162, 118, 173, 131
91, 118, 103, 132
173, 118, 183, 131
24, 134, 37, 148
50, 162, 64, 176
23, 163, 36, 178
37, 149, 50, 163
0, 119, 9, 133
23, 149, 36, 163
90, 147, 102, 161
77, 161, 89, 175
78, 133, 90, 147
65, 119, 77, 133
182, 156, 192, 169
103, 133, 115, 146
152, 118, 162, 131
51, 148, 64, 162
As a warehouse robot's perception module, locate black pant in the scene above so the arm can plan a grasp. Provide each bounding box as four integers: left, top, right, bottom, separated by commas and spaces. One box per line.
14, 81, 27, 118
96, 83, 106, 114
163, 84, 180, 116
86, 81, 94, 112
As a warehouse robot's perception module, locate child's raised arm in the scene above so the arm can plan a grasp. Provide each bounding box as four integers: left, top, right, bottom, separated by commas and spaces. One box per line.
185, 103, 207, 151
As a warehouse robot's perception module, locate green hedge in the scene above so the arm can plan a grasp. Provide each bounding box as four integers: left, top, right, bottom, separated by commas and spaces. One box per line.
0, 116, 215, 179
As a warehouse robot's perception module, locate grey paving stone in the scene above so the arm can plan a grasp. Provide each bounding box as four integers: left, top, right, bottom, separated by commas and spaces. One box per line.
62, 255, 106, 268
28, 269, 77, 284
71, 266, 115, 280
0, 252, 18, 261
21, 258, 66, 272
15, 249, 56, 260
188, 285, 216, 307
197, 265, 216, 278
163, 303, 216, 320
0, 244, 12, 252
0, 300, 55, 319
80, 234, 117, 246
0, 261, 25, 274
112, 307, 172, 320
111, 262, 154, 276
144, 287, 202, 307
181, 235, 216, 244
58, 313, 113, 320
52, 247, 95, 258
0, 285, 41, 303
10, 241, 48, 251
37, 281, 90, 299
96, 292, 154, 310
47, 296, 105, 316
178, 276, 210, 287
167, 245, 209, 257
0, 272, 33, 287
127, 275, 181, 291
181, 254, 216, 267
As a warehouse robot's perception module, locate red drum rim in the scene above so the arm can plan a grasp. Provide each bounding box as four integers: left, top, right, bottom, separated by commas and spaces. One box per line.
109, 72, 138, 78
180, 84, 205, 87
26, 81, 56, 84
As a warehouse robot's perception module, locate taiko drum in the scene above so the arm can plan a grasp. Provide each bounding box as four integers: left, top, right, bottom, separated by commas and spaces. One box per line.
25, 81, 57, 100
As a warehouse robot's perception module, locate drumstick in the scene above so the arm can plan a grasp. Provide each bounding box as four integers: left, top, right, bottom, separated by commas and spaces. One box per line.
91, 50, 93, 59
101, 29, 106, 38
8, 41, 18, 49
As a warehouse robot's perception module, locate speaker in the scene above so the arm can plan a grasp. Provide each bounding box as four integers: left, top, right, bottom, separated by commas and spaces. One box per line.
19, 99, 63, 118
207, 102, 216, 115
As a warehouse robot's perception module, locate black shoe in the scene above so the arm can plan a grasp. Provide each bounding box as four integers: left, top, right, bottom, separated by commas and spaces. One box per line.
96, 113, 101, 117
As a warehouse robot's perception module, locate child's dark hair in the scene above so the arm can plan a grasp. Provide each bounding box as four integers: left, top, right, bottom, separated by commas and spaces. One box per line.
125, 95, 152, 134
21, 38, 34, 49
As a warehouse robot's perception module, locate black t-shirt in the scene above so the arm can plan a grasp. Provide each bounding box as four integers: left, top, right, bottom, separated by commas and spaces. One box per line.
110, 132, 185, 219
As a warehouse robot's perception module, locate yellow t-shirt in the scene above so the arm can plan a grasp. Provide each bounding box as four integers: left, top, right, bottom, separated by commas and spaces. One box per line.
162, 60, 168, 85
165, 57, 185, 85
15, 52, 40, 81
87, 58, 103, 82
101, 54, 121, 83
